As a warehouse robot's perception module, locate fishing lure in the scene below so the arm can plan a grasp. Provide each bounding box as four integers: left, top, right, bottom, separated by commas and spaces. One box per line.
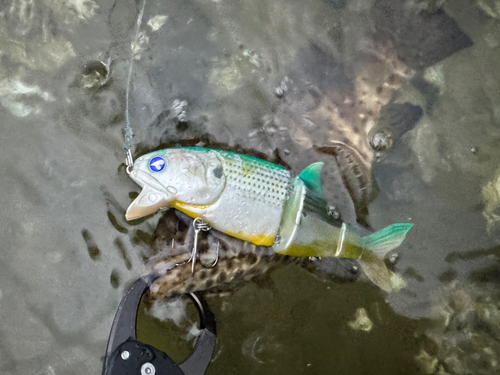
126, 147, 412, 291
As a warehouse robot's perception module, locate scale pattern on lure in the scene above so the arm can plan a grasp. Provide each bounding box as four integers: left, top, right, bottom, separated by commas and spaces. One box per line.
126, 147, 412, 291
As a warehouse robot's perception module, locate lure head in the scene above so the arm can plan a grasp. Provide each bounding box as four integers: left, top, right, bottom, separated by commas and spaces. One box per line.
126, 148, 226, 221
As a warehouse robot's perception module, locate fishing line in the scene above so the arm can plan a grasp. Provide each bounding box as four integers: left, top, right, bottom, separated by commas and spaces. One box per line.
122, 2, 219, 271
124, 0, 148, 172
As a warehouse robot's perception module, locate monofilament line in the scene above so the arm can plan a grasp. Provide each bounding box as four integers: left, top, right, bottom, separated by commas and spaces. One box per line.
124, 0, 148, 154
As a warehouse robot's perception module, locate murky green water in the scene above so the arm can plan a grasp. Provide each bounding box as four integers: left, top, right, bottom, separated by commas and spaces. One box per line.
1, 0, 500, 374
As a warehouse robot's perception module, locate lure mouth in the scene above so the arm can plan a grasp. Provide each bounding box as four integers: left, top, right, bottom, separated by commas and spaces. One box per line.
126, 186, 168, 220
126, 169, 170, 221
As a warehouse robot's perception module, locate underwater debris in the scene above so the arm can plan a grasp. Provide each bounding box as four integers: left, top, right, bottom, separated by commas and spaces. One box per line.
147, 14, 168, 31
80, 60, 111, 89
482, 167, 500, 234
415, 347, 439, 374
348, 307, 373, 332
423, 281, 500, 375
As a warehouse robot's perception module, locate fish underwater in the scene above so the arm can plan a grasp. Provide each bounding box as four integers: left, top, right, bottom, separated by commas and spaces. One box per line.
126, 147, 412, 294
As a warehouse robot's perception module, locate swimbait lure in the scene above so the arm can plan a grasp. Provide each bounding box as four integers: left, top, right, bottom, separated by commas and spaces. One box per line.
126, 147, 412, 291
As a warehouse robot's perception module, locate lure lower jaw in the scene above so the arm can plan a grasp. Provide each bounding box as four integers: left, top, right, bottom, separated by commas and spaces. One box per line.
126, 186, 170, 221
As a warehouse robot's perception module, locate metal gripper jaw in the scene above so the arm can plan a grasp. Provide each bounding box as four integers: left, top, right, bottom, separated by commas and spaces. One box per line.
102, 274, 217, 375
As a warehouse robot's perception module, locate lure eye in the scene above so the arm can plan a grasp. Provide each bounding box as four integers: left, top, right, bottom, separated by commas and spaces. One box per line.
149, 156, 166, 172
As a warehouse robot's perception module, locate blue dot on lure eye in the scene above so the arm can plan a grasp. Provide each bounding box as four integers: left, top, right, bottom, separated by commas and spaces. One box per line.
149, 156, 165, 172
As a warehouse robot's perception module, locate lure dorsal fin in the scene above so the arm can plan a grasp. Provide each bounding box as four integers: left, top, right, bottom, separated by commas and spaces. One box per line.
298, 162, 324, 197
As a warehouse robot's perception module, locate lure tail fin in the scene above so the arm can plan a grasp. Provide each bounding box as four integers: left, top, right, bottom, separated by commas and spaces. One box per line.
357, 223, 413, 292
360, 223, 413, 257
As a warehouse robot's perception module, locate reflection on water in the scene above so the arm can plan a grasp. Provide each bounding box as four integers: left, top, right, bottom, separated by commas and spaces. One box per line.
0, 0, 499, 374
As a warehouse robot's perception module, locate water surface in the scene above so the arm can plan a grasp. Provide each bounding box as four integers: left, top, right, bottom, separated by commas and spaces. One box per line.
1, 0, 500, 374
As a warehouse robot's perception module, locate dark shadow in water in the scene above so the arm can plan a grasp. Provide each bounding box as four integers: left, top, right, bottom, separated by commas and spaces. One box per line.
411, 73, 441, 113
445, 245, 500, 263
446, 245, 500, 284
81, 229, 101, 261
374, 0, 473, 69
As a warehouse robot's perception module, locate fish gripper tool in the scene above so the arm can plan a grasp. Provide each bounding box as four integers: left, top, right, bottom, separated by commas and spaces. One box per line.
101, 274, 217, 375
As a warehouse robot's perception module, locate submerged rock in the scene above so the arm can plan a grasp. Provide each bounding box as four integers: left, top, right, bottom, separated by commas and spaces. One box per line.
421, 281, 500, 375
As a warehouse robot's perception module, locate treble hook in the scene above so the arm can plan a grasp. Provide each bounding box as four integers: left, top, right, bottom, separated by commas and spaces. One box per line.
176, 217, 220, 275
